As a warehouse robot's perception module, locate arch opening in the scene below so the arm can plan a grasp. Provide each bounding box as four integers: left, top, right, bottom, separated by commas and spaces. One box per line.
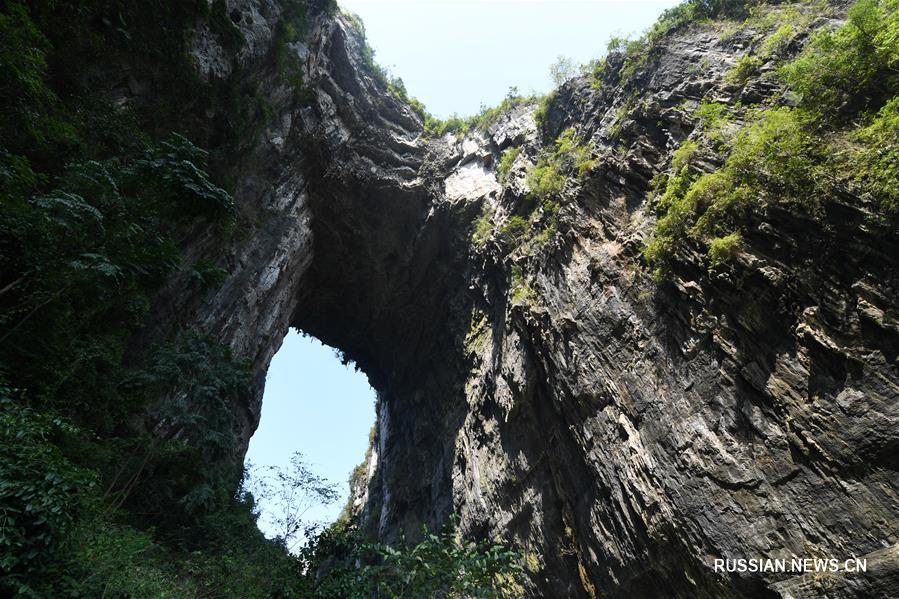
244, 329, 376, 546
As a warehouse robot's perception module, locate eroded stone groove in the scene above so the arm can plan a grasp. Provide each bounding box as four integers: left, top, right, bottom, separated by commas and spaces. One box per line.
156, 1, 899, 597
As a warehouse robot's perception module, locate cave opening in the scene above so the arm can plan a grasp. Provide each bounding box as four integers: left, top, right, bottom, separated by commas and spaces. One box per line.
243, 328, 376, 544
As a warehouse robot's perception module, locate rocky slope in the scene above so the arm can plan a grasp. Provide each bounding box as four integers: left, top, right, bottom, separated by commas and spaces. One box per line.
154, 0, 899, 596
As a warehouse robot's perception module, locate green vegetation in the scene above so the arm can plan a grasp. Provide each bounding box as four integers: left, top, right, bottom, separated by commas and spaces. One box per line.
725, 54, 763, 84
472, 204, 497, 248
424, 93, 538, 138
695, 100, 734, 140
708, 232, 742, 268
510, 266, 537, 305
549, 55, 578, 87
722, 2, 827, 86
499, 215, 533, 247
0, 4, 527, 595
760, 23, 795, 56
527, 128, 597, 199
343, 9, 537, 137
299, 518, 524, 599
592, 0, 754, 90
533, 92, 554, 133
779, 0, 899, 120
481, 128, 595, 255
497, 146, 522, 184
645, 0, 899, 279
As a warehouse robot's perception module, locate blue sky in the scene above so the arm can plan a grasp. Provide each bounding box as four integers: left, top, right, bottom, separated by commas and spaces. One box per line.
244, 331, 376, 535
245, 0, 683, 538
339, 0, 682, 118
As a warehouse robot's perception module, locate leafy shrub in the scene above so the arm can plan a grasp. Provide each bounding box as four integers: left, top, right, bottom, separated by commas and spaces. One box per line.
760, 23, 795, 57
526, 128, 595, 200
497, 146, 522, 184
510, 265, 536, 305
68, 519, 194, 598
695, 101, 733, 137
850, 96, 899, 216
499, 215, 532, 247
527, 162, 567, 199
300, 518, 524, 599
645, 0, 899, 279
726, 54, 763, 84
0, 135, 234, 431
0, 3, 76, 160
708, 231, 742, 268
549, 55, 577, 87
603, 0, 756, 88
0, 390, 93, 596
424, 94, 537, 138
472, 204, 496, 248
247, 452, 340, 551
533, 93, 554, 133
645, 108, 821, 278
0, 4, 320, 597
780, 0, 899, 120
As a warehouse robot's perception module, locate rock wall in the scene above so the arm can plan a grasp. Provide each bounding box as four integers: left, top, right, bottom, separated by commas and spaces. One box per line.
162, 1, 898, 596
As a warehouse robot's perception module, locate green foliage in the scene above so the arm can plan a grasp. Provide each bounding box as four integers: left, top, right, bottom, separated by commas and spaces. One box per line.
527, 162, 567, 200
646, 0, 899, 280
424, 94, 537, 138
0, 3, 77, 162
68, 518, 195, 598
510, 266, 536, 305
708, 231, 742, 268
851, 96, 899, 215
480, 128, 596, 253
497, 146, 522, 184
602, 0, 756, 87
472, 204, 497, 248
0, 3, 331, 597
0, 391, 93, 595
780, 0, 899, 119
533, 92, 554, 133
696, 101, 732, 134
191, 260, 229, 291
549, 55, 577, 87
645, 108, 823, 277
248, 452, 340, 551
726, 54, 763, 84
300, 518, 524, 599
526, 128, 596, 200
131, 133, 236, 218
760, 23, 795, 57
499, 216, 532, 247
0, 135, 234, 432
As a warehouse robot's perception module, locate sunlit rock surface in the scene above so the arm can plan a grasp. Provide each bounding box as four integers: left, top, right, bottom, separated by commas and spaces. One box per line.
148, 1, 899, 596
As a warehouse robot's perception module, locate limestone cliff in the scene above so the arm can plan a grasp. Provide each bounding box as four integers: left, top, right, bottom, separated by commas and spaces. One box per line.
152, 0, 899, 597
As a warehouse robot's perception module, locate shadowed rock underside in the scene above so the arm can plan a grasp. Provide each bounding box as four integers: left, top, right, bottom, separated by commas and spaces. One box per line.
152, 1, 899, 596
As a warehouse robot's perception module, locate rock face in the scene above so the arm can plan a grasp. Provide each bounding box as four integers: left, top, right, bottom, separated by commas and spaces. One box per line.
158, 1, 898, 596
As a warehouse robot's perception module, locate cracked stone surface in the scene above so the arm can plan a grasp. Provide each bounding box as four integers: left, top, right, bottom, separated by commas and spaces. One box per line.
140, 1, 899, 596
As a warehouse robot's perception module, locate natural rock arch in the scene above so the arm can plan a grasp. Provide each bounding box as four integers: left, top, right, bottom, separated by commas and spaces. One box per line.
157, 2, 899, 597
